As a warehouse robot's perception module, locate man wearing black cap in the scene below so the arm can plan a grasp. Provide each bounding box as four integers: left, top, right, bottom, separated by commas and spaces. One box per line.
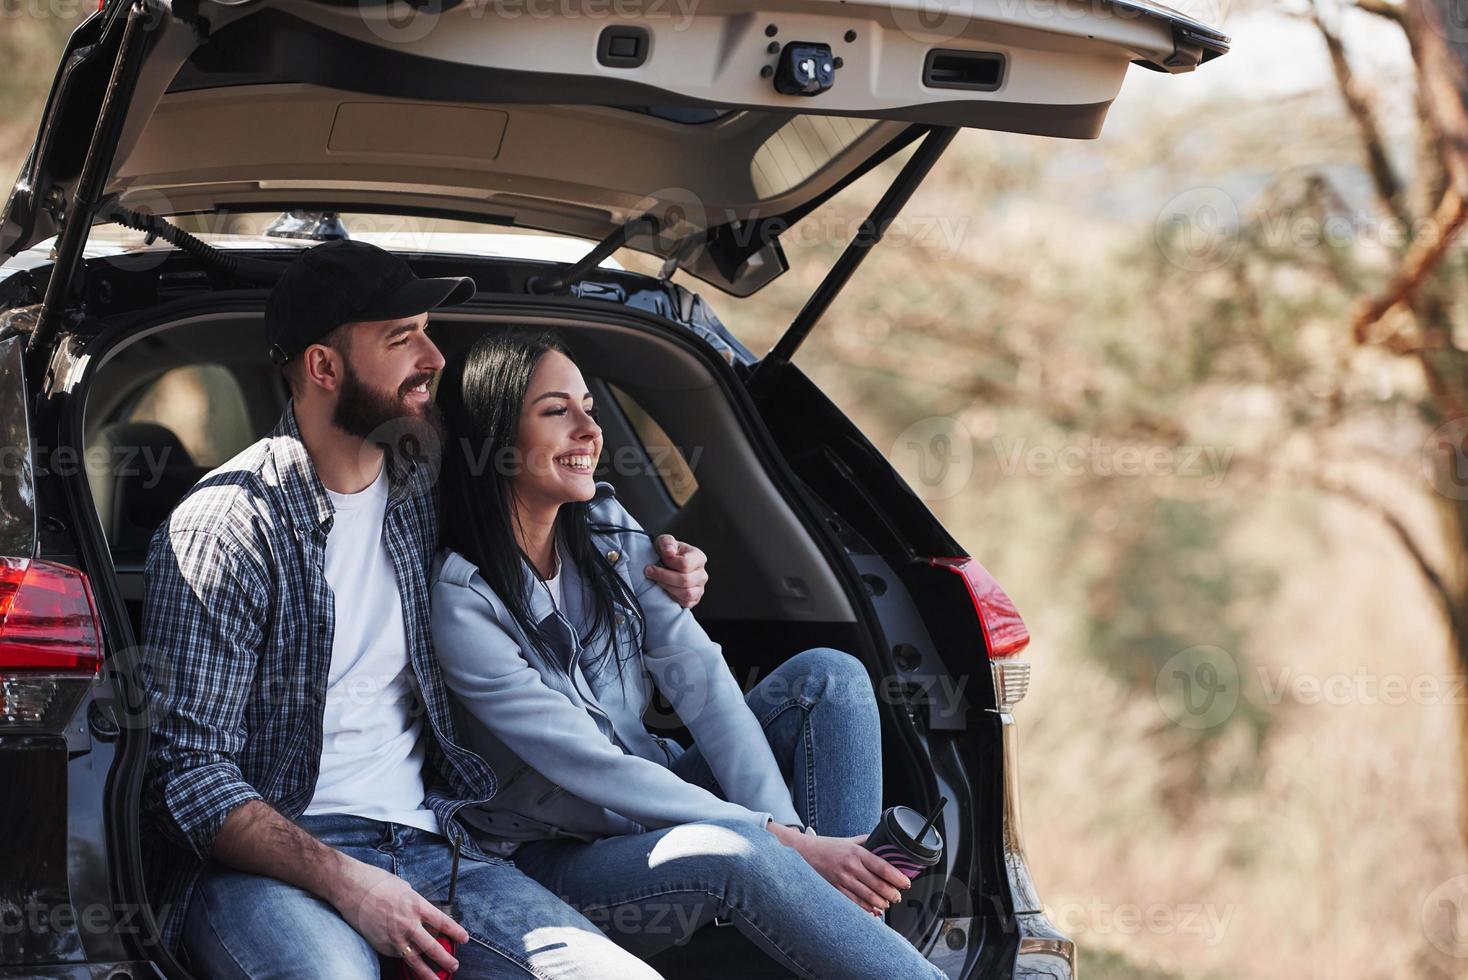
140, 240, 705, 978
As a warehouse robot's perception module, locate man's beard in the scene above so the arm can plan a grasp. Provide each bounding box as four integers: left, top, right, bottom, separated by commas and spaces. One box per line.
332, 359, 444, 446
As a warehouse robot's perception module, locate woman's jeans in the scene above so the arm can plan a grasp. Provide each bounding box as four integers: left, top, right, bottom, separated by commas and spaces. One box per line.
511, 647, 946, 980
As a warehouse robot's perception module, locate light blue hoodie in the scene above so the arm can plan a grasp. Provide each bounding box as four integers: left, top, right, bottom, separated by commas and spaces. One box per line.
429, 481, 803, 849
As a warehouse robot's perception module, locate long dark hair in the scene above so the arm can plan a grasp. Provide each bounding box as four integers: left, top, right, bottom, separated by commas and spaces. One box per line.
437, 327, 645, 684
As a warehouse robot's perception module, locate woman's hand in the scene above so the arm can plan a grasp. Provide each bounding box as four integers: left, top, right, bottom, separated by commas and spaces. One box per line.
643, 534, 709, 608
767, 823, 911, 914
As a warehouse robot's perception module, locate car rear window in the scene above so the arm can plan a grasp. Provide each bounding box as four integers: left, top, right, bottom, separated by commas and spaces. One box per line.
609, 385, 699, 507
128, 364, 252, 468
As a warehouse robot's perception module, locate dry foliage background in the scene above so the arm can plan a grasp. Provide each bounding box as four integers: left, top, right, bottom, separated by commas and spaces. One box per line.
5, 3, 1467, 977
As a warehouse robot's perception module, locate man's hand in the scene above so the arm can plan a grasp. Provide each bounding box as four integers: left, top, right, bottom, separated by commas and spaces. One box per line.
211, 801, 467, 978
767, 823, 910, 915
329, 858, 468, 979
644, 534, 709, 609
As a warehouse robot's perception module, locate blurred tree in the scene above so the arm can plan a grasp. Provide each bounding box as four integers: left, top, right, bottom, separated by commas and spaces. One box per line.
1298, 0, 1468, 843
0, 10, 87, 175
1086, 497, 1275, 816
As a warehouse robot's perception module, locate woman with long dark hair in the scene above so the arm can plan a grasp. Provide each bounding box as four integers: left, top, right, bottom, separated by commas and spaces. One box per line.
430, 327, 945, 979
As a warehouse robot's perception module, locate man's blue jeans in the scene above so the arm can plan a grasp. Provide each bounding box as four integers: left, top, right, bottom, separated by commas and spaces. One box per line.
511, 648, 947, 980
181, 812, 662, 979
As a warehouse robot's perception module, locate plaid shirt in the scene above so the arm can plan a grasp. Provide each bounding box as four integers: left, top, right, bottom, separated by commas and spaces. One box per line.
139, 402, 498, 955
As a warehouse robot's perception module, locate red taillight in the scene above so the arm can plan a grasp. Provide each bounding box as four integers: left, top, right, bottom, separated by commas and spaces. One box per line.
0, 558, 104, 674
929, 556, 1030, 659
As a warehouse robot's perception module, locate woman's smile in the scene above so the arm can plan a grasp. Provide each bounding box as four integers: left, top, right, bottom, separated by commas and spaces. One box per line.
553, 451, 597, 473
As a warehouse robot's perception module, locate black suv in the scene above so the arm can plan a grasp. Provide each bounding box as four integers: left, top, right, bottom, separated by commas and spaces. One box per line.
0, 2, 1227, 977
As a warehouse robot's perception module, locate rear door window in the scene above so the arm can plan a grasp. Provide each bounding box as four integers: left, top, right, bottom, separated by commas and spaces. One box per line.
127, 364, 251, 467
609, 385, 699, 507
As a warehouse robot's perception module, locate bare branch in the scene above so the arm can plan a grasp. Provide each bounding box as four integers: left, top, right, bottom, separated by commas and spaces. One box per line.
1219, 450, 1464, 639
1376, 324, 1466, 355
1414, 4, 1468, 195
1314, 474, 1465, 640
1351, 186, 1468, 340
1310, 2, 1412, 226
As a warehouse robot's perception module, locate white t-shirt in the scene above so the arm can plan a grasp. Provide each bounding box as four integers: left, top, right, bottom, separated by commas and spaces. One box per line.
303, 462, 440, 834
540, 545, 564, 611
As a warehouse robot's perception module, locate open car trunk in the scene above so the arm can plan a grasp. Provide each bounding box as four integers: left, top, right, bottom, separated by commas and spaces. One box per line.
73, 285, 1002, 976
5, 0, 1227, 302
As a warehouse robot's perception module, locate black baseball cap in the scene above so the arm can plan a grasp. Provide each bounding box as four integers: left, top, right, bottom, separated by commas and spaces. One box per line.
265, 239, 476, 365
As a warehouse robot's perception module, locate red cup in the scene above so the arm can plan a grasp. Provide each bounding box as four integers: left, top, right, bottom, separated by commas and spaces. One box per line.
399, 902, 457, 979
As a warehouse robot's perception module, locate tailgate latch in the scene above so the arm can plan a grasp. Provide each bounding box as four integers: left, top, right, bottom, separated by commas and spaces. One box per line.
774, 42, 837, 97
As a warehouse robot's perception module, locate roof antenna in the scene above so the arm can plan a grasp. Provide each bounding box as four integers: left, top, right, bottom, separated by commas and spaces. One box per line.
264, 210, 349, 241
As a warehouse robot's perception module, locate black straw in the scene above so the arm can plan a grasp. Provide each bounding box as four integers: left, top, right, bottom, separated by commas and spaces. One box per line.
916, 796, 947, 842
